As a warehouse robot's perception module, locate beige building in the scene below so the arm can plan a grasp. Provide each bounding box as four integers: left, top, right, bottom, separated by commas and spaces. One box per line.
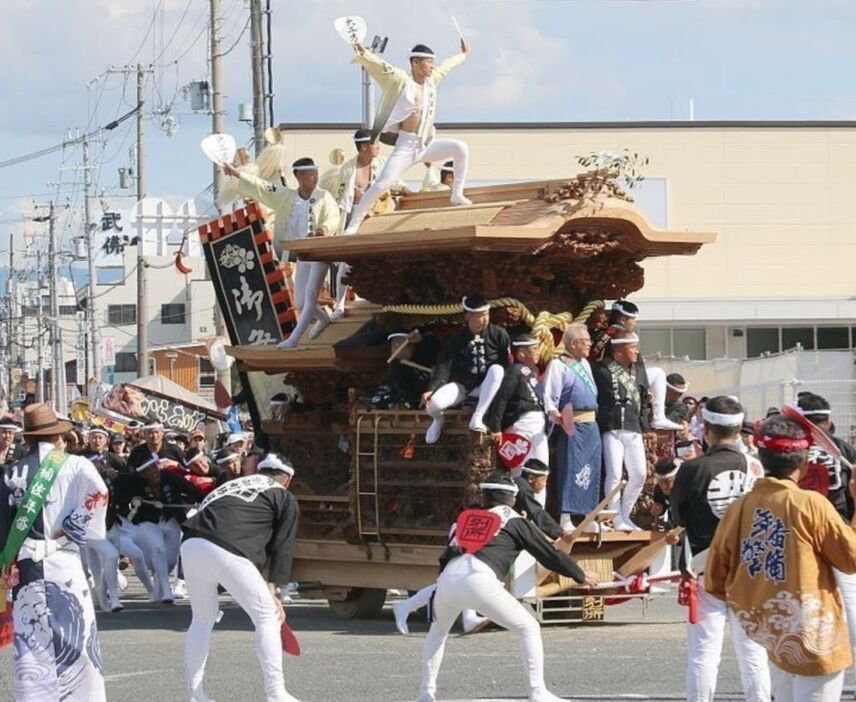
279, 121, 856, 360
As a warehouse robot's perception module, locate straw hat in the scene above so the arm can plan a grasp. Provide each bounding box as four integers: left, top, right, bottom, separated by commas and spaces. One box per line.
22, 403, 73, 438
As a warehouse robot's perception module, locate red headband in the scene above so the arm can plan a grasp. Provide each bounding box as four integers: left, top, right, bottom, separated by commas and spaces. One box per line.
754, 431, 812, 453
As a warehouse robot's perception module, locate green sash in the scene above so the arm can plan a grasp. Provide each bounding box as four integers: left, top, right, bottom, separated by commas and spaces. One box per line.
0, 449, 66, 568
560, 354, 597, 398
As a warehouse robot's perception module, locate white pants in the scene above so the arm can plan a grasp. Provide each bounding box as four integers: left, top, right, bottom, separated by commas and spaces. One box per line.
834, 567, 856, 674
131, 518, 181, 600
602, 429, 647, 519
769, 664, 843, 702
420, 554, 546, 700
509, 411, 549, 466
399, 583, 481, 630
107, 523, 155, 595
686, 580, 771, 701
334, 262, 351, 311
346, 131, 469, 233
426, 365, 505, 422
646, 367, 668, 421
87, 538, 120, 606
288, 260, 328, 343
181, 537, 289, 702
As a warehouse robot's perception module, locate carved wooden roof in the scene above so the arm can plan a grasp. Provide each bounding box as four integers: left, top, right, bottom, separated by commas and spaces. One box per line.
284, 178, 714, 310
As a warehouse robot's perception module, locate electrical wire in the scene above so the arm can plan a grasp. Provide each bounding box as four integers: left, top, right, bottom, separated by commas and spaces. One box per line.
0, 106, 140, 170
217, 15, 251, 57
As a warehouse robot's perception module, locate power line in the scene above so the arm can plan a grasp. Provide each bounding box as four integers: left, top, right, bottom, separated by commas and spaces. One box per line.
0, 106, 140, 170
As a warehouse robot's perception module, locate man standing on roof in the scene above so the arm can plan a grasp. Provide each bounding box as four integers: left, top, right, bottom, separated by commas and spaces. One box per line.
344, 37, 471, 234
224, 156, 341, 348
328, 128, 407, 320
181, 453, 300, 702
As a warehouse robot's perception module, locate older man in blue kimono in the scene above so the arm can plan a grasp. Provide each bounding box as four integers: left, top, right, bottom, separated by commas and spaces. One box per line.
543, 323, 602, 532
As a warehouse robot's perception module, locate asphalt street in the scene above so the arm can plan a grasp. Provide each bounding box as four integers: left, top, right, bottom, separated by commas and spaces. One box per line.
8, 584, 849, 702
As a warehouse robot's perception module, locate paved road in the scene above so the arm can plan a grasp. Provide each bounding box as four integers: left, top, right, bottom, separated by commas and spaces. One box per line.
1, 588, 853, 701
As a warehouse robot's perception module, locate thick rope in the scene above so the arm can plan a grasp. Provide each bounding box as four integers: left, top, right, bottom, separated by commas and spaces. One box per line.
382, 298, 605, 363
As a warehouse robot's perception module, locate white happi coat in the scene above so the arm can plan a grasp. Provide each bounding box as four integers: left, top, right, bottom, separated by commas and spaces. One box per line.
1, 442, 108, 701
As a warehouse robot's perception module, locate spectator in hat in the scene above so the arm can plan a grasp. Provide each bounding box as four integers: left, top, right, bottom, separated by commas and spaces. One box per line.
110, 433, 129, 459
0, 415, 24, 470
215, 451, 243, 486
740, 421, 758, 458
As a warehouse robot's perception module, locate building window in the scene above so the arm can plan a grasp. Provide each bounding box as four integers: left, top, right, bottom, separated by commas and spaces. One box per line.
673, 328, 706, 360
747, 328, 780, 357
638, 327, 706, 360
639, 328, 671, 357
59, 305, 78, 315
198, 357, 215, 388
97, 266, 126, 285
107, 304, 136, 326
782, 327, 814, 351
161, 303, 186, 325
817, 327, 850, 350
115, 352, 137, 373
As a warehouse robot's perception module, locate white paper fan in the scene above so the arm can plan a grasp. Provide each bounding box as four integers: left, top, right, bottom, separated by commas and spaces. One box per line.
334, 16, 367, 46
200, 133, 237, 166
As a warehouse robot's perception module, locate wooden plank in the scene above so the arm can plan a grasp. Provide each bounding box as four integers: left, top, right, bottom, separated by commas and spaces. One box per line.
615, 527, 683, 577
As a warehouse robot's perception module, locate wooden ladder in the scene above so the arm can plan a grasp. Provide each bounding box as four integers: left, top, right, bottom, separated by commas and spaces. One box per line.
354, 412, 383, 539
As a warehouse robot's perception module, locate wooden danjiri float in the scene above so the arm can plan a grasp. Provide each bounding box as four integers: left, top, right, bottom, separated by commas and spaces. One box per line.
198, 171, 715, 623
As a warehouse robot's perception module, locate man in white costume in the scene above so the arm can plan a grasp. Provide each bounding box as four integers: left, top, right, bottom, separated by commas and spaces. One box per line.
344, 38, 471, 234
224, 157, 341, 347
0, 403, 109, 701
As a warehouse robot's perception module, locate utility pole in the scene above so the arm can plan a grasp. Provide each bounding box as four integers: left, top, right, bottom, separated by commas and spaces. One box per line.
210, 0, 231, 390
35, 201, 66, 411
136, 63, 149, 378
83, 137, 101, 386
250, 0, 267, 156
7, 238, 14, 397
362, 36, 388, 128
35, 249, 44, 403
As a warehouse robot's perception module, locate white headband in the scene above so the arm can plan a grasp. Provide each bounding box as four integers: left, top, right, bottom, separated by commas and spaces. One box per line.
143, 422, 164, 430
702, 408, 745, 427
440, 164, 454, 173
353, 136, 372, 143
292, 164, 317, 171
796, 406, 832, 416
521, 464, 550, 476
612, 303, 638, 318
387, 332, 408, 341
656, 461, 682, 480
89, 428, 109, 437
186, 452, 208, 466
135, 455, 160, 472
479, 481, 519, 495
610, 334, 640, 345
462, 297, 491, 313
216, 452, 240, 464
512, 339, 538, 347
409, 51, 435, 58
666, 381, 689, 392
258, 453, 295, 476
0, 423, 21, 432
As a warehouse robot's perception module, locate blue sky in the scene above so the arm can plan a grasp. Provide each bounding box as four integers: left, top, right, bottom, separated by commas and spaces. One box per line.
1, 0, 854, 254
